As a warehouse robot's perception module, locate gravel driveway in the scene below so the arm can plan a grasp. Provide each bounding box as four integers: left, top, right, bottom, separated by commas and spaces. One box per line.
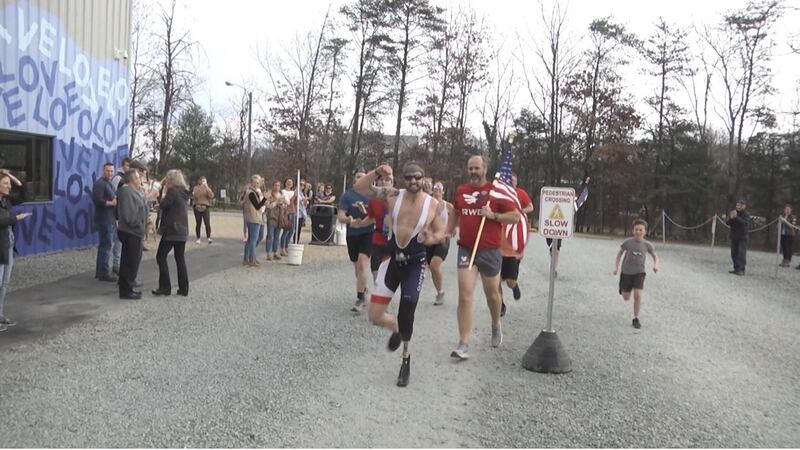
0, 233, 797, 447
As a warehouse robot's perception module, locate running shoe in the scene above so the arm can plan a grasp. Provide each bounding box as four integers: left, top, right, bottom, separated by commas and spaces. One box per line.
0, 324, 7, 332
632, 318, 641, 329
433, 292, 445, 306
491, 326, 503, 348
207, 238, 213, 244
351, 298, 365, 312
450, 343, 470, 360
387, 332, 402, 352
512, 285, 521, 300
0, 315, 15, 326
195, 239, 201, 244
397, 352, 411, 387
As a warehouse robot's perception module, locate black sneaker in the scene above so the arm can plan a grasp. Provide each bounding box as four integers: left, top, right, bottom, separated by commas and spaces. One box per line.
500, 302, 507, 317
632, 318, 641, 329
397, 352, 411, 387
0, 315, 16, 326
387, 332, 402, 352
512, 285, 521, 300
729, 270, 738, 274
98, 274, 118, 282
735, 271, 745, 276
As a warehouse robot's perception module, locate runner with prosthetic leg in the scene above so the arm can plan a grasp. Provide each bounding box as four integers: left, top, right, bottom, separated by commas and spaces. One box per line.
354, 163, 446, 387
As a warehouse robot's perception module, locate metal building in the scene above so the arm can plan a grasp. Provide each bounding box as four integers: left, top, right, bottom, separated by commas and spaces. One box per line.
0, 0, 131, 255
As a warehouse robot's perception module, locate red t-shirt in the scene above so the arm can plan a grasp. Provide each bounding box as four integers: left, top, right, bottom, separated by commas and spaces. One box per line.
368, 199, 388, 246
454, 182, 514, 250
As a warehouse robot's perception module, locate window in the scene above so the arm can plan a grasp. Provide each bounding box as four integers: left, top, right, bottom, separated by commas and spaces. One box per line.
0, 130, 53, 202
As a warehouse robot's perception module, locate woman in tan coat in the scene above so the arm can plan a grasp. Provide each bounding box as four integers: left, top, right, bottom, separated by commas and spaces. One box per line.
192, 176, 215, 244
263, 181, 287, 261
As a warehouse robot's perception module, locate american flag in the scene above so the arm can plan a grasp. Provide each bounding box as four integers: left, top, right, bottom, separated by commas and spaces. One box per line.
489, 143, 529, 253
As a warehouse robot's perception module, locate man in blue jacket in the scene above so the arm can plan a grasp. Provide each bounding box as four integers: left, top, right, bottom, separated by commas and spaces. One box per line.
92, 163, 118, 282
727, 199, 751, 276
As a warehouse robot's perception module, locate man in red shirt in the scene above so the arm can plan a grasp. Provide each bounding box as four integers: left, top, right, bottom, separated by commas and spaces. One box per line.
449, 155, 520, 360
499, 174, 534, 317
367, 174, 393, 279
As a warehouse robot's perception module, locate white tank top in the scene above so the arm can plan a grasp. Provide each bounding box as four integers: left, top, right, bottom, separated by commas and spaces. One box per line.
391, 189, 432, 249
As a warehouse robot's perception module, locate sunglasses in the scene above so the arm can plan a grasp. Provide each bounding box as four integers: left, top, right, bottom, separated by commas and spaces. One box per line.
404, 175, 423, 181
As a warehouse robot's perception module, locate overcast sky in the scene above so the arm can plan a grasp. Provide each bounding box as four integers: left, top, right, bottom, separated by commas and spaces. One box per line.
160, 0, 800, 138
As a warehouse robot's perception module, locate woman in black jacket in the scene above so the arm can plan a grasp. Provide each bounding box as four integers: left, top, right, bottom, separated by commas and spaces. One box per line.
152, 169, 190, 297
0, 170, 31, 331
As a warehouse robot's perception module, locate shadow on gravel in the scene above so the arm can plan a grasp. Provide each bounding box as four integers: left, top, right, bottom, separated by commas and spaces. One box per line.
0, 238, 245, 347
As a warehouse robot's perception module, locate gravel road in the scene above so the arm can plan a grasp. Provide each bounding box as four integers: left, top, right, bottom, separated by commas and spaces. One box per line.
0, 231, 798, 447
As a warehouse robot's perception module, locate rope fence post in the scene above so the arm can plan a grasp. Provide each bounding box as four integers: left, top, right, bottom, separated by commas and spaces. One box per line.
775, 217, 782, 278
662, 210, 666, 245
710, 214, 717, 260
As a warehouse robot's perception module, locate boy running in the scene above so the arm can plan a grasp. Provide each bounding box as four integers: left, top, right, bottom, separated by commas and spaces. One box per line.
613, 219, 659, 329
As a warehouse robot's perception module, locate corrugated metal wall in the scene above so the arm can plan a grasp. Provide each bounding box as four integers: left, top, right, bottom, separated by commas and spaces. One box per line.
0, 0, 131, 256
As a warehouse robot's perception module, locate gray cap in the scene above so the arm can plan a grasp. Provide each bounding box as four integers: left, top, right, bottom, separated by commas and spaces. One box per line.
402, 163, 424, 177
130, 160, 147, 171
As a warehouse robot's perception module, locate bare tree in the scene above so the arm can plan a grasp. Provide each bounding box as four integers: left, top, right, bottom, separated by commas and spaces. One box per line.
386, 0, 445, 167
704, 0, 783, 202
128, 0, 158, 160
339, 0, 392, 172
639, 19, 691, 197
480, 37, 518, 169
258, 12, 333, 175
518, 0, 579, 185
153, 0, 198, 175
451, 9, 489, 149
680, 28, 718, 147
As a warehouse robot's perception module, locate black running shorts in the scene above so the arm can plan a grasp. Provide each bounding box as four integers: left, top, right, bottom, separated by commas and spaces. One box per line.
425, 237, 450, 265
545, 238, 563, 252
618, 272, 646, 294
501, 256, 520, 281
347, 233, 373, 263
371, 244, 389, 272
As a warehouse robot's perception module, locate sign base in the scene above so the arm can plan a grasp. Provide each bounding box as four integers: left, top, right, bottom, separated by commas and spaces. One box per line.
522, 330, 572, 374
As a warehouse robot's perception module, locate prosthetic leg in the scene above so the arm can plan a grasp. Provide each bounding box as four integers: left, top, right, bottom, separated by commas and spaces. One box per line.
396, 300, 417, 387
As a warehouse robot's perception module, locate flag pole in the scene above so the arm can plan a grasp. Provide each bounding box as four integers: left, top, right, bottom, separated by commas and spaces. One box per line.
468, 205, 489, 270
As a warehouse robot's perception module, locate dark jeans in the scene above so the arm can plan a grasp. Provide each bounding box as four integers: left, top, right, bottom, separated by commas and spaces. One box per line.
156, 239, 188, 293
780, 235, 794, 262
118, 230, 143, 295
730, 238, 748, 272
95, 221, 115, 277
194, 207, 211, 239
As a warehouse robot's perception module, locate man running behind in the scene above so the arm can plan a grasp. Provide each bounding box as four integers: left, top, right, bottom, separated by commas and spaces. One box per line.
354, 163, 446, 387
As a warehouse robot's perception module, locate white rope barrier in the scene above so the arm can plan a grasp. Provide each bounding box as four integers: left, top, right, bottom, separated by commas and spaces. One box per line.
664, 213, 713, 230
715, 214, 731, 229
779, 216, 800, 231
660, 212, 794, 276
748, 217, 779, 233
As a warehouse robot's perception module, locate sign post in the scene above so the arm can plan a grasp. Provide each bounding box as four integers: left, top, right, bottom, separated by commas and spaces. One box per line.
522, 187, 575, 374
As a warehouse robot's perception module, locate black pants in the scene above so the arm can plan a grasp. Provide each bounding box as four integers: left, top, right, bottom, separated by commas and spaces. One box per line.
118, 230, 143, 295
730, 238, 748, 272
194, 207, 211, 239
156, 239, 188, 293
780, 235, 794, 261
